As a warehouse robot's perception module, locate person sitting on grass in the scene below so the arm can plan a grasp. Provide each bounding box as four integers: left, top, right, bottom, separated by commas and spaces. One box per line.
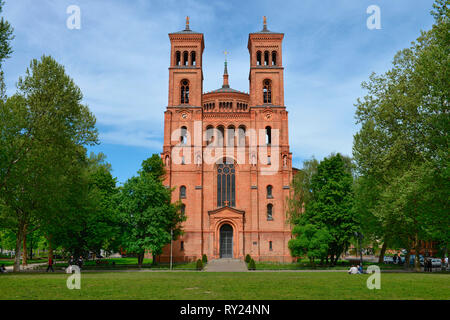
357, 264, 363, 274
0, 264, 6, 273
348, 265, 358, 274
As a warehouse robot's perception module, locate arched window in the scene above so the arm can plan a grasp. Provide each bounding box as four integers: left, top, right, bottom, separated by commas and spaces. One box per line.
266, 126, 272, 145
227, 125, 235, 146
267, 185, 273, 198
217, 126, 225, 147
180, 186, 186, 199
263, 80, 272, 104
191, 51, 196, 66
180, 80, 189, 104
217, 160, 236, 207
206, 125, 214, 145
238, 125, 246, 147
264, 51, 269, 66
256, 51, 262, 66
175, 51, 181, 66
181, 204, 186, 215
183, 51, 189, 66
267, 204, 273, 220
269, 241, 273, 251
272, 51, 277, 65
180, 126, 187, 144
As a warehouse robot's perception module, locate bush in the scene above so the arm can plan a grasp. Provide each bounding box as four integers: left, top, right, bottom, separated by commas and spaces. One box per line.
248, 259, 256, 271
245, 254, 251, 264
202, 254, 208, 264
196, 259, 203, 271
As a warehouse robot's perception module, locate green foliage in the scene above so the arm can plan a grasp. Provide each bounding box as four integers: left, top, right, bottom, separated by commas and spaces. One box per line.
0, 55, 98, 270
202, 254, 207, 264
248, 258, 256, 270
196, 259, 203, 271
245, 254, 251, 264
116, 155, 185, 264
353, 0, 450, 263
287, 158, 318, 224
288, 224, 331, 265
140, 154, 166, 181
296, 154, 357, 264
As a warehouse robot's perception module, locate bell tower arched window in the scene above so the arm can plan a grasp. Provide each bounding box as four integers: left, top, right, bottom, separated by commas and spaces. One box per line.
264, 51, 269, 66
272, 51, 277, 65
217, 160, 235, 207
263, 80, 272, 104
256, 51, 262, 66
175, 51, 181, 66
191, 51, 196, 66
180, 80, 189, 104
183, 51, 189, 66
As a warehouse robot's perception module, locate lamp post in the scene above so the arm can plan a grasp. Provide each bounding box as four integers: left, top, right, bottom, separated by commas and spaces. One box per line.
354, 232, 364, 267
170, 229, 173, 271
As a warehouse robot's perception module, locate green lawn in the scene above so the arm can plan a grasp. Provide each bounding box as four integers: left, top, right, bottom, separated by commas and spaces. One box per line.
255, 260, 405, 270
0, 272, 448, 300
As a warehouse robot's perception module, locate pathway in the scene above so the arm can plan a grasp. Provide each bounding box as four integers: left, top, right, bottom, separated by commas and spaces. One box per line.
204, 259, 248, 272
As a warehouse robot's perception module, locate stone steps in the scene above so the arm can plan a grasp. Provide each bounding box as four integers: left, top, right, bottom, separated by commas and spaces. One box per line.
204, 258, 248, 272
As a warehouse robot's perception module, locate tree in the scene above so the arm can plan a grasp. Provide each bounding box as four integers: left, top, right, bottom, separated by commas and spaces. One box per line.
353, 0, 449, 270
116, 155, 185, 267
0, 56, 98, 271
287, 158, 318, 224
47, 152, 120, 258
288, 224, 331, 267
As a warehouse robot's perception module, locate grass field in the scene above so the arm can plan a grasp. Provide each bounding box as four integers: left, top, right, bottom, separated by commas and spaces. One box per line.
0, 272, 448, 300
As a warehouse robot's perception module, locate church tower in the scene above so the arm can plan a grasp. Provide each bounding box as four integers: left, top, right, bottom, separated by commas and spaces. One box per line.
248, 16, 284, 107
158, 17, 294, 264
168, 17, 204, 107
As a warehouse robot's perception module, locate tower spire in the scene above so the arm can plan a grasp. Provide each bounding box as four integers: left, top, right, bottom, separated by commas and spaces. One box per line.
222, 51, 230, 88
185, 16, 190, 31
262, 16, 268, 32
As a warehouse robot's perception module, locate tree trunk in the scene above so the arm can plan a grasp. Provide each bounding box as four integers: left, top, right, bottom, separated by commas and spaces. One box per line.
13, 226, 24, 272
138, 253, 144, 267
22, 224, 28, 266
47, 235, 53, 264
378, 242, 387, 264
152, 253, 157, 265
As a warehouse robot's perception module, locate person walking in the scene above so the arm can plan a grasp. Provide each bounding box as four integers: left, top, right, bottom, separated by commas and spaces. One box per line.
46, 257, 54, 272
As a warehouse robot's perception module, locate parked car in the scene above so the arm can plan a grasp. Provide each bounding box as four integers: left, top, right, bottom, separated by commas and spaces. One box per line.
430, 258, 442, 268
383, 256, 394, 264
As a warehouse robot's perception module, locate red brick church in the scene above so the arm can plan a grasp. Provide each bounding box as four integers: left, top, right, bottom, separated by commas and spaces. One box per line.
159, 17, 294, 262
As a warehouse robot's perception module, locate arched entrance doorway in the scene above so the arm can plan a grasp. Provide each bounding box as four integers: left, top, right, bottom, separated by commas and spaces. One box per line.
219, 224, 233, 258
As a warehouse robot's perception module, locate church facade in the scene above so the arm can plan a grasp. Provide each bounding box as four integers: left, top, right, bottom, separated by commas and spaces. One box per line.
159, 17, 294, 262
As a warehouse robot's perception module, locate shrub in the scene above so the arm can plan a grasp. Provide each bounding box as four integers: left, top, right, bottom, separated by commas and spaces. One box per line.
202, 254, 208, 264
196, 259, 203, 271
248, 259, 256, 271
245, 254, 251, 264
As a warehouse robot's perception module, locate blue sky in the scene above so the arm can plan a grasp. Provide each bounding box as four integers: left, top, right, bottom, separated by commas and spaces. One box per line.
3, 0, 436, 183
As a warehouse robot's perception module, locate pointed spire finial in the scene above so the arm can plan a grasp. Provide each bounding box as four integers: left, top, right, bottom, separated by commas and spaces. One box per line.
263, 16, 267, 31
185, 16, 190, 30
222, 51, 230, 88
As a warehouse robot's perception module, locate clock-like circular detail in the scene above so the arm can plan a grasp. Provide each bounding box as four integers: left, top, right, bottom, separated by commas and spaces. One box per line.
181, 112, 188, 120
